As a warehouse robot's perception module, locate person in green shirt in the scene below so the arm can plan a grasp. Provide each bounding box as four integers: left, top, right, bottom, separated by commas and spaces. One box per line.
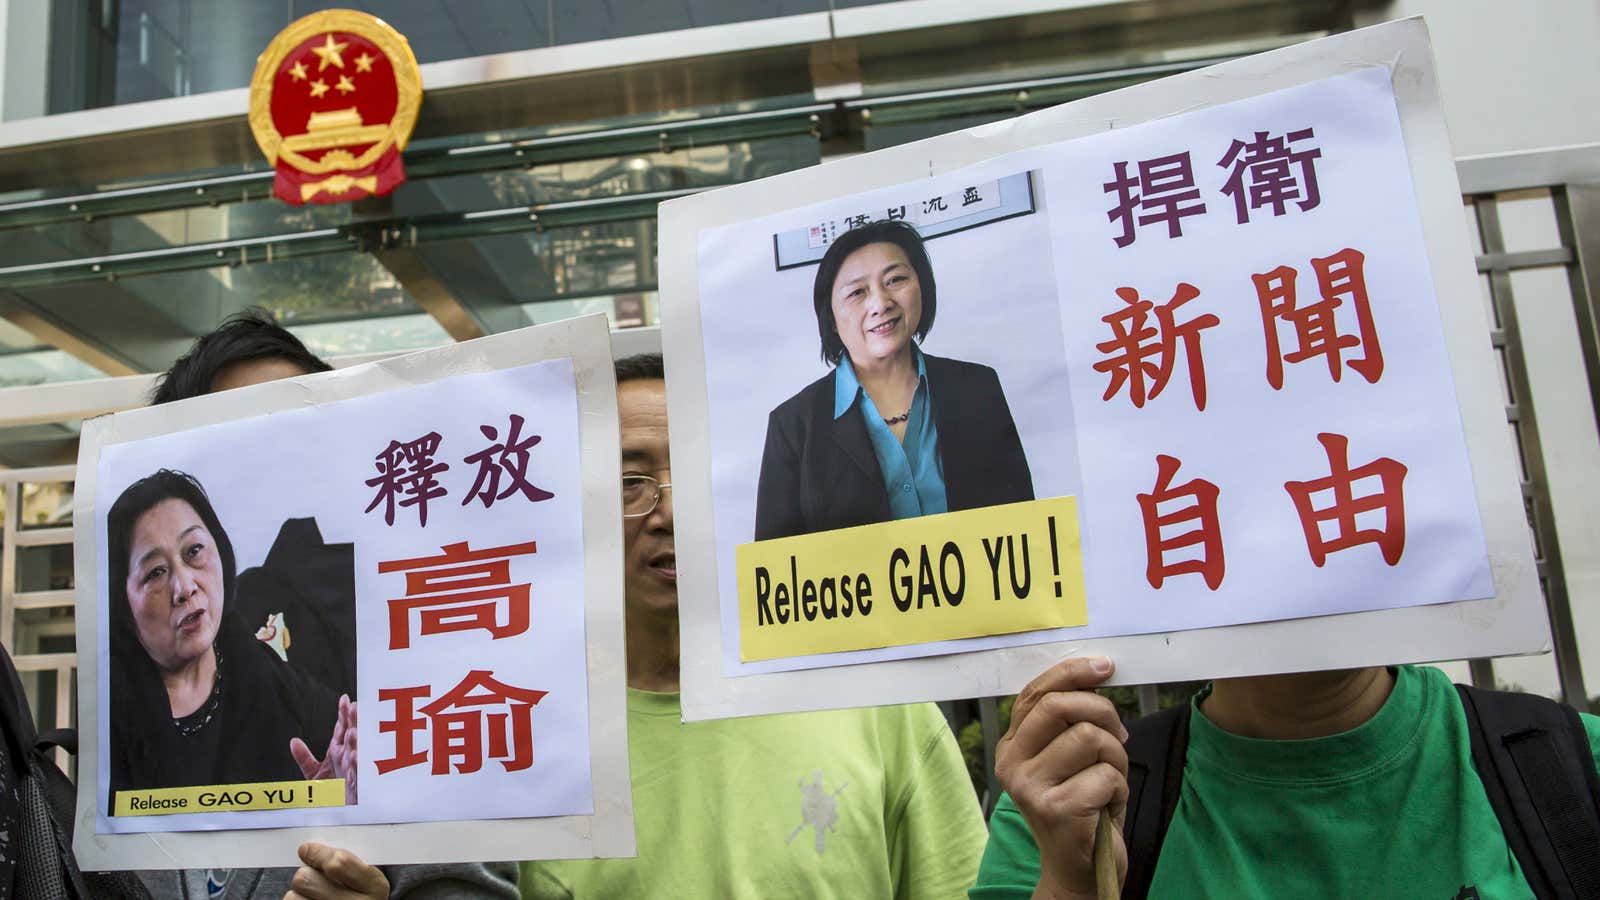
971, 658, 1600, 900
520, 354, 987, 900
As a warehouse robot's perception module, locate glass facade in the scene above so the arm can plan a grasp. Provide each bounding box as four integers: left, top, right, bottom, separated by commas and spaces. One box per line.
39, 0, 860, 115
0, 124, 819, 385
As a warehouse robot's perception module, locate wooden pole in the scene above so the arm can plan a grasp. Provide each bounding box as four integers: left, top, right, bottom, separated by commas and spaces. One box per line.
1094, 808, 1119, 900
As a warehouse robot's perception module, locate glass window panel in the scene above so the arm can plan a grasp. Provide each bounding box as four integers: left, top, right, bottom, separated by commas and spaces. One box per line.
864, 112, 1014, 153
41, 0, 829, 114
16, 544, 74, 594
15, 608, 76, 643
294, 0, 553, 62
0, 349, 105, 388
289, 311, 449, 357
18, 632, 75, 736
19, 481, 74, 530
0, 319, 45, 352
0, 423, 79, 469
520, 292, 660, 330
11, 250, 430, 374
13, 191, 367, 265
549, 0, 824, 45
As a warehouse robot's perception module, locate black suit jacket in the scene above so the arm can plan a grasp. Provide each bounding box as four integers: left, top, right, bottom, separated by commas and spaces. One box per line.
754, 352, 1033, 540
236, 517, 357, 698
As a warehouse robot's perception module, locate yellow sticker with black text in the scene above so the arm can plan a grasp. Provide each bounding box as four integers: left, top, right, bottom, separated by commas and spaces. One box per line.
736, 496, 1086, 661
115, 778, 346, 817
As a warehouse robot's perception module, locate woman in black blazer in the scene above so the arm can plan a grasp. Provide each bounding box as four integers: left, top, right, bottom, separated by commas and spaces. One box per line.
755, 220, 1033, 541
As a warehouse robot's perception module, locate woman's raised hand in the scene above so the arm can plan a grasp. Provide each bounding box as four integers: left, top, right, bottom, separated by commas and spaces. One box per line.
290, 694, 359, 805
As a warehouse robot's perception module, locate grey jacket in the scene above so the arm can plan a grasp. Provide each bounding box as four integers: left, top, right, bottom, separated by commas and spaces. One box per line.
132, 861, 519, 898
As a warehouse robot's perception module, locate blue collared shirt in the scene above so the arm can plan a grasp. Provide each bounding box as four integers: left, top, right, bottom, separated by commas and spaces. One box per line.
834, 348, 949, 520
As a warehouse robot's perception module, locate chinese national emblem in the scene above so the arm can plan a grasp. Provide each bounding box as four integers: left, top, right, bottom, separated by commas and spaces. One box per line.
248, 10, 421, 205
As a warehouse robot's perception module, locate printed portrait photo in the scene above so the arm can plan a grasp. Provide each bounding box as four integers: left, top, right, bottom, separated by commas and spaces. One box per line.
695, 165, 1084, 675
104, 468, 359, 814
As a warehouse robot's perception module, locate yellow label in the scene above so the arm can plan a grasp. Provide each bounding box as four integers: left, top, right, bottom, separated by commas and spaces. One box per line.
115, 778, 346, 817
737, 496, 1087, 661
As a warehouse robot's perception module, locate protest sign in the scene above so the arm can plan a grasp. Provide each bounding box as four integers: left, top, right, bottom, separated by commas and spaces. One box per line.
660, 19, 1547, 721
72, 315, 634, 869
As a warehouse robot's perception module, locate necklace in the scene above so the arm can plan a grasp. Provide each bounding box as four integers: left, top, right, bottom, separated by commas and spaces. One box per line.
883, 407, 911, 426
173, 645, 223, 737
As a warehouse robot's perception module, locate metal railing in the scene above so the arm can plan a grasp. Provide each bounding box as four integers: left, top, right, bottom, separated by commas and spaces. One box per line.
1, 464, 77, 768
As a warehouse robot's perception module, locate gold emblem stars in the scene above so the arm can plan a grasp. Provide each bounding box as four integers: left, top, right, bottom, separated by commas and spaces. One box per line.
309, 78, 330, 98
311, 33, 348, 70
354, 52, 376, 73
336, 75, 356, 94
288, 60, 308, 81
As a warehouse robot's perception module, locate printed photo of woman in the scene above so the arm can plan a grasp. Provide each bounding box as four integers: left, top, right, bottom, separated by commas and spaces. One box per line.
754, 219, 1034, 540
105, 468, 357, 809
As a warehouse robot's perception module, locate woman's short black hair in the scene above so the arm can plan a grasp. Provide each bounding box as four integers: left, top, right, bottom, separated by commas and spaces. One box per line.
151, 308, 331, 405
106, 469, 238, 647
812, 219, 938, 365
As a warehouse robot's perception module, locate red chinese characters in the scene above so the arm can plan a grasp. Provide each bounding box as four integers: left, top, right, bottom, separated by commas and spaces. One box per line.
1136, 455, 1225, 590
1094, 247, 1384, 411
1135, 433, 1410, 591
1093, 283, 1220, 411
1284, 432, 1409, 567
375, 539, 551, 779
380, 540, 539, 650
1256, 248, 1384, 390
376, 670, 549, 775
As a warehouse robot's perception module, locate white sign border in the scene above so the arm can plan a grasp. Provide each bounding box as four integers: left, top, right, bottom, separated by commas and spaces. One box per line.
72, 314, 636, 869
661, 17, 1547, 722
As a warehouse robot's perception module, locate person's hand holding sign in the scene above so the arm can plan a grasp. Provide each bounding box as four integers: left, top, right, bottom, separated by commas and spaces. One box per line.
290, 693, 359, 804
994, 656, 1129, 900
286, 841, 389, 900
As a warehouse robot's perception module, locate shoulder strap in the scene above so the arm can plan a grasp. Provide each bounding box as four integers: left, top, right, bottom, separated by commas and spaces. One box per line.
1120, 701, 1190, 900
1456, 683, 1600, 900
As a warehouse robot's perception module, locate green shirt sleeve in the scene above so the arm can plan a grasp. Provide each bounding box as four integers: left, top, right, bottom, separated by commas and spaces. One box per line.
887, 704, 989, 900
1581, 712, 1600, 773
969, 792, 1041, 899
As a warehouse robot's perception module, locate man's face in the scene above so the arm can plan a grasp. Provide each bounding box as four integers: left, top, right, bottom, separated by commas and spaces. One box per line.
619, 378, 676, 616
210, 357, 311, 393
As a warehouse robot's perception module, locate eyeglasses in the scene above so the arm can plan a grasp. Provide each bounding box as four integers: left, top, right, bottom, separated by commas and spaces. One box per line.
622, 474, 672, 518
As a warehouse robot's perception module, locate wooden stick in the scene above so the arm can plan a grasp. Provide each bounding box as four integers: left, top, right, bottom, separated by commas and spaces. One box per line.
1093, 808, 1119, 900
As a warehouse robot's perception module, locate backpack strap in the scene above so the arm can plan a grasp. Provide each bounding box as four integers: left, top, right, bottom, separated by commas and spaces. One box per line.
37, 728, 76, 756
1120, 701, 1191, 900
1456, 683, 1600, 900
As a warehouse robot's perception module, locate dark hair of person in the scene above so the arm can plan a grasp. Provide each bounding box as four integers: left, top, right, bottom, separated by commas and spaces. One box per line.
106, 469, 239, 652
812, 219, 938, 365
615, 352, 665, 384
150, 308, 331, 405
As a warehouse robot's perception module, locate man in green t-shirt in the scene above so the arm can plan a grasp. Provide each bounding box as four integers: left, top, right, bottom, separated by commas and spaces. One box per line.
520, 354, 987, 900
971, 658, 1600, 900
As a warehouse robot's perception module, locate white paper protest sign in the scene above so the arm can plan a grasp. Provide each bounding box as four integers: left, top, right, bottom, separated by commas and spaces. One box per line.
72, 315, 634, 869
660, 19, 1545, 721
